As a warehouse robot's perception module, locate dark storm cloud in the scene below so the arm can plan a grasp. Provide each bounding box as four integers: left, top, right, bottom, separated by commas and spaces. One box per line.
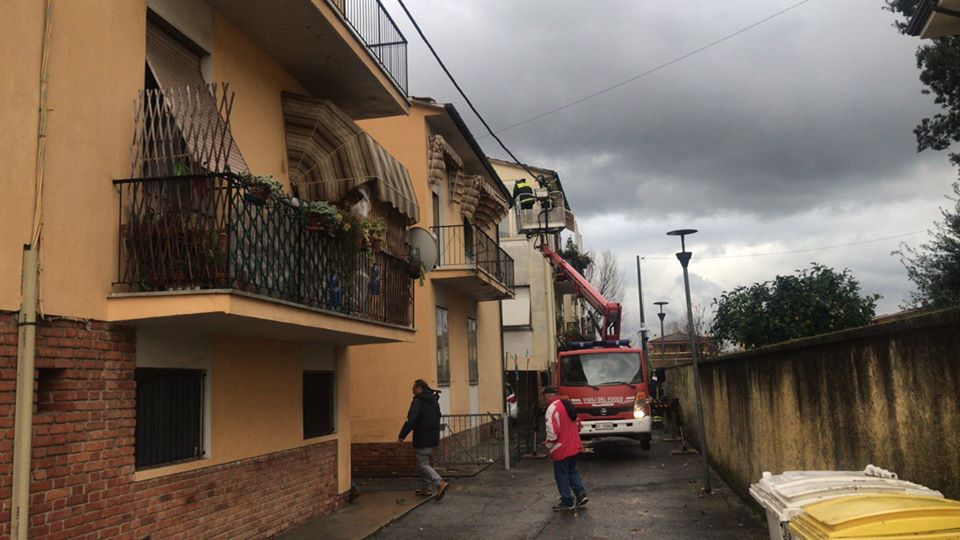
392, 0, 948, 219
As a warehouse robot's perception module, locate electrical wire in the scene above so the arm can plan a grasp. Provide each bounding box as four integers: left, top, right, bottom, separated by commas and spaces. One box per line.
480, 0, 813, 137
641, 229, 927, 261
394, 0, 541, 181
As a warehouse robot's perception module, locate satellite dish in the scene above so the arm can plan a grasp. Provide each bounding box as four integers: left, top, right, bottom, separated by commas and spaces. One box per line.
406, 227, 438, 270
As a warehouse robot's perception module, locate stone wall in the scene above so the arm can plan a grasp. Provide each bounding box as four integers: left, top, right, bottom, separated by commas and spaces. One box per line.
663, 308, 960, 500
0, 312, 343, 539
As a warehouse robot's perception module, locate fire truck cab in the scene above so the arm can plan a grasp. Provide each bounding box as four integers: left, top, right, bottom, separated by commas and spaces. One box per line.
556, 342, 652, 450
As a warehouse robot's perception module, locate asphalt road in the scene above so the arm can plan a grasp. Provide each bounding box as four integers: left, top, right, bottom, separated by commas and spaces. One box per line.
372, 433, 768, 539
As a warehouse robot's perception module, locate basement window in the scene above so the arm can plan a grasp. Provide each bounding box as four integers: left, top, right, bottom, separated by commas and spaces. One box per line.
303, 371, 335, 438
135, 368, 205, 469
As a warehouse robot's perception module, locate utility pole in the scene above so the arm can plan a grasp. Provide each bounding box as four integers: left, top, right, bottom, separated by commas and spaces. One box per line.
635, 256, 648, 358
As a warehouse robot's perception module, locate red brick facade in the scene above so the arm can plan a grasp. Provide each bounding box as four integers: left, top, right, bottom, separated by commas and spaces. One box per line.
351, 442, 418, 476
352, 420, 499, 478
0, 312, 344, 539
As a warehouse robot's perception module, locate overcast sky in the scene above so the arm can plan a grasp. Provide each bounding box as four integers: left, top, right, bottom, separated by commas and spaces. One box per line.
385, 0, 954, 337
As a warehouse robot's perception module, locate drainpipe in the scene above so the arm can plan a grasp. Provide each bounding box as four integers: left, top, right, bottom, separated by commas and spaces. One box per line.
12, 1, 54, 537
11, 247, 39, 540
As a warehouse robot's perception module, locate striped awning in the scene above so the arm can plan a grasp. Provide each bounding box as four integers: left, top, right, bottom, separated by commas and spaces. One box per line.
282, 92, 419, 223
474, 177, 510, 228
427, 135, 463, 188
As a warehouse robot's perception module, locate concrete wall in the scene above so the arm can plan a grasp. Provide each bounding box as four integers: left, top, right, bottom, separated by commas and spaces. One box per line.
663, 307, 960, 500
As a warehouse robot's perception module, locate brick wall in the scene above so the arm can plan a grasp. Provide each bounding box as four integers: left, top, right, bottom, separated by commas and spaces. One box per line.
0, 312, 344, 539
352, 442, 418, 476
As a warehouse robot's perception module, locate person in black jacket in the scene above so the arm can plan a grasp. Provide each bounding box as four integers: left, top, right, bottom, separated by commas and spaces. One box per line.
398, 379, 449, 499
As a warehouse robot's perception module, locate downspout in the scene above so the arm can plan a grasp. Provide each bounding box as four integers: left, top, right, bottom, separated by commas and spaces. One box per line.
12, 1, 54, 537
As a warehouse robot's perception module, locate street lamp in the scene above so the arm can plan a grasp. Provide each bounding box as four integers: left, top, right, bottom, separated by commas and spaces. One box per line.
653, 301, 669, 368
666, 228, 712, 494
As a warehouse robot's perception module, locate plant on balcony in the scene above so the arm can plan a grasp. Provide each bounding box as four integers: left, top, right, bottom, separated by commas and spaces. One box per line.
359, 217, 387, 253
559, 238, 593, 275
405, 253, 427, 286
239, 173, 284, 205
301, 200, 349, 236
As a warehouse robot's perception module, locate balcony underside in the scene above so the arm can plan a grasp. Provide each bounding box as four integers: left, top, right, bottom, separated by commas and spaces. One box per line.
207, 0, 407, 118
431, 267, 514, 301
106, 290, 414, 345
910, 0, 960, 37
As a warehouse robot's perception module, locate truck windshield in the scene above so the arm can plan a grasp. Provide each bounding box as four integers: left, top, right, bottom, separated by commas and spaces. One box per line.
559, 352, 644, 386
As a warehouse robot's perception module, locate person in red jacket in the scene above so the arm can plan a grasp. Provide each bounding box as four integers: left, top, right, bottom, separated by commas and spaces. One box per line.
543, 386, 588, 511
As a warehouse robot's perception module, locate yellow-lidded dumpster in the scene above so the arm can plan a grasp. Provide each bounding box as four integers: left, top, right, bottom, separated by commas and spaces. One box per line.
788, 495, 960, 539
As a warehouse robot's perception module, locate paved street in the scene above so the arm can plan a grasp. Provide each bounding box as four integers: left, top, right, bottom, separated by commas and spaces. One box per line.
372, 432, 767, 539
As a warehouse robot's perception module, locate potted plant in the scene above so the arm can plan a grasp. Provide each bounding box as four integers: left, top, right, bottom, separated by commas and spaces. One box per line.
359, 217, 387, 253
405, 253, 427, 285
559, 238, 592, 274
301, 200, 347, 235
239, 172, 284, 205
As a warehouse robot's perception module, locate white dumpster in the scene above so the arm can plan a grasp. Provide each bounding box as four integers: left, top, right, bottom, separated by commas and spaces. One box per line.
748, 465, 943, 540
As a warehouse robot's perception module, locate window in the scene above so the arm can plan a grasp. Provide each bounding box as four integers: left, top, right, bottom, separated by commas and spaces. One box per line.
303, 371, 336, 438
498, 214, 511, 239
463, 218, 474, 259
436, 307, 450, 385
135, 368, 205, 468
468, 318, 478, 384
432, 192, 441, 227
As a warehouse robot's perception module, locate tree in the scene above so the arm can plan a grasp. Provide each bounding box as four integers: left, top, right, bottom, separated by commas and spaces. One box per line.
666, 304, 711, 338
885, 2, 960, 166
884, 2, 960, 308
895, 182, 960, 308
710, 263, 880, 350
586, 250, 625, 308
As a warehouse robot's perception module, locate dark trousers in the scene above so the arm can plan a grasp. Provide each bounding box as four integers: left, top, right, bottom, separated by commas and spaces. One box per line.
553, 456, 586, 506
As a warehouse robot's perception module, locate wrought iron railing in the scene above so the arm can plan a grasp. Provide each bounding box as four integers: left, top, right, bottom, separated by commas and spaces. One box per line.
432, 224, 515, 292
334, 0, 408, 93
113, 173, 412, 327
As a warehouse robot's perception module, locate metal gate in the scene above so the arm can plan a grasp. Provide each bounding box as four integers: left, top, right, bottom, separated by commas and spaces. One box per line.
436, 413, 504, 468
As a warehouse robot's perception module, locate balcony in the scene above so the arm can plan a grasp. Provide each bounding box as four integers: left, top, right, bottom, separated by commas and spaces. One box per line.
431, 225, 515, 301
206, 0, 408, 118
108, 174, 414, 344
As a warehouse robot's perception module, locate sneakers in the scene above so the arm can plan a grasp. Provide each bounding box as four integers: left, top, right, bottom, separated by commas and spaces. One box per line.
552, 502, 576, 512
435, 480, 449, 500
576, 494, 589, 508
415, 489, 433, 497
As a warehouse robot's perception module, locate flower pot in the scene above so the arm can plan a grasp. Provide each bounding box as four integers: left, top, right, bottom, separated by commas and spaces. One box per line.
305, 212, 326, 232
406, 263, 421, 279
370, 238, 383, 253
244, 185, 271, 206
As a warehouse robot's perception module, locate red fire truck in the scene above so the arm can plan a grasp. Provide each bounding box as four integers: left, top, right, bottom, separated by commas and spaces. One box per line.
539, 242, 652, 450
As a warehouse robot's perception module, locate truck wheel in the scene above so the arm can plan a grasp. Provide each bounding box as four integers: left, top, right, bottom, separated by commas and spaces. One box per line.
640, 433, 651, 451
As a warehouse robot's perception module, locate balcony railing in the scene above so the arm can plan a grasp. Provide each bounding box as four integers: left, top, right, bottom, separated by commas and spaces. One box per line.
432, 224, 515, 292
113, 173, 412, 327
333, 0, 408, 93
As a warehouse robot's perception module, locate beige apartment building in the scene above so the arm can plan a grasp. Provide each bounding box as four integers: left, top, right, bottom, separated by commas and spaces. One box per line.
1, 0, 421, 537
349, 100, 514, 475
490, 159, 581, 413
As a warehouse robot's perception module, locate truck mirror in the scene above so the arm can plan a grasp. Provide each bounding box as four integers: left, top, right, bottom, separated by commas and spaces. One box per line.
655, 368, 666, 382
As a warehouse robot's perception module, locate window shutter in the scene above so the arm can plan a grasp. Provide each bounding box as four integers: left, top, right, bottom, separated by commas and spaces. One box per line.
144, 20, 247, 175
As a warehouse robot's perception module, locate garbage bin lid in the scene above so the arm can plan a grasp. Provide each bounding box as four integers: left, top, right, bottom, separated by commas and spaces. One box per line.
749, 467, 943, 522
788, 495, 960, 539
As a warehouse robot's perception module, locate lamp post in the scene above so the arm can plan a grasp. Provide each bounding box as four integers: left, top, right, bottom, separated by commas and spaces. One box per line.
666, 228, 712, 494
654, 301, 669, 367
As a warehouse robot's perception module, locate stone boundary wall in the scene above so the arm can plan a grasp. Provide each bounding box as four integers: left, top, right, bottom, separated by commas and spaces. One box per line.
663, 307, 960, 500
0, 312, 344, 539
